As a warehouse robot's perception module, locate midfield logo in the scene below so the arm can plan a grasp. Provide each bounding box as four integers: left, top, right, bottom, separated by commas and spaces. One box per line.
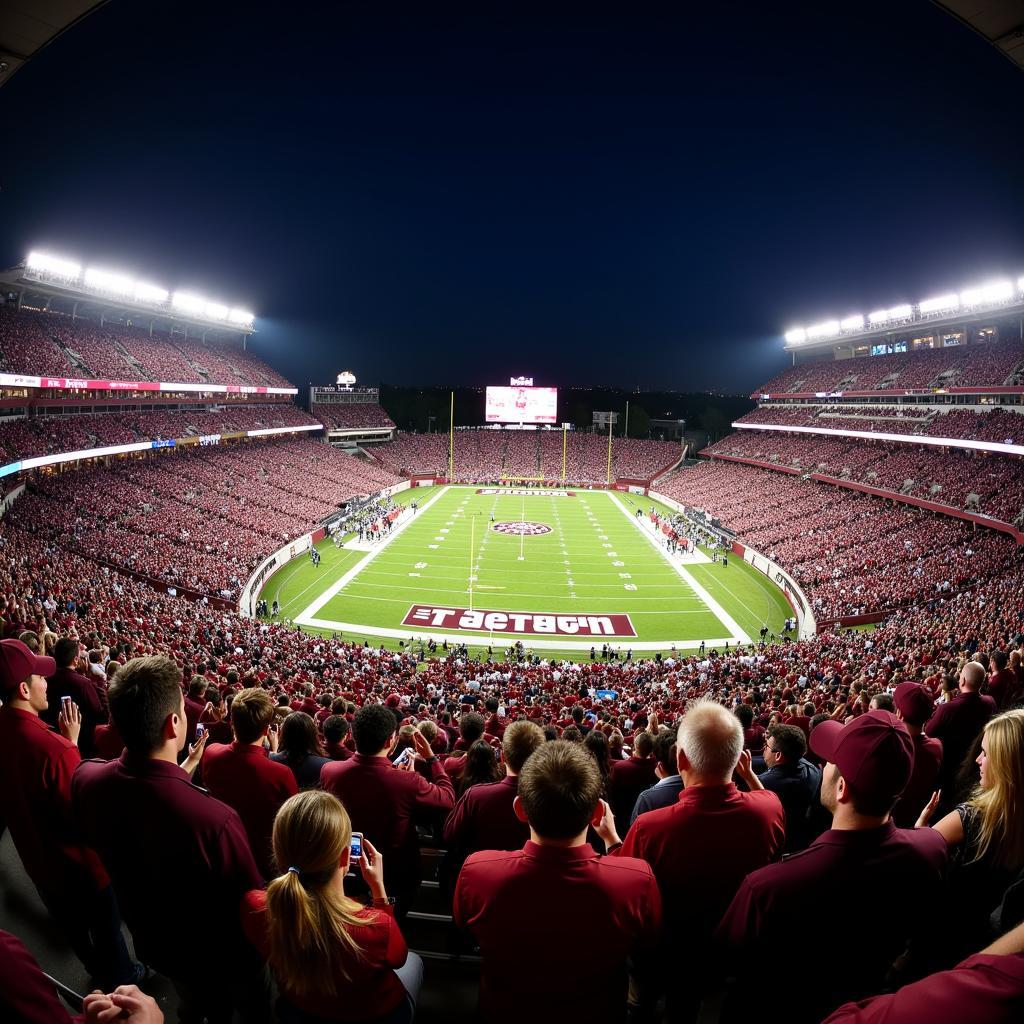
401, 604, 637, 637
491, 521, 552, 536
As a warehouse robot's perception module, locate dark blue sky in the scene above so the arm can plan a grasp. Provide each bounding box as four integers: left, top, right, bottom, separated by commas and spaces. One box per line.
1, 1, 1022, 392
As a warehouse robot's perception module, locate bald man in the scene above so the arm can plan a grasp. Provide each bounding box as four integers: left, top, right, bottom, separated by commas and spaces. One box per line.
597, 698, 784, 1022
926, 661, 996, 800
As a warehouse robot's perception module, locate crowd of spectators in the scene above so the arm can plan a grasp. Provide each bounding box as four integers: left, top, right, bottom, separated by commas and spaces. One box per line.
313, 402, 397, 430
373, 429, 680, 483
0, 404, 319, 463
736, 403, 1024, 446
757, 342, 1024, 395
702, 429, 1024, 524
657, 459, 1023, 621
2, 492, 1024, 1020
0, 306, 291, 388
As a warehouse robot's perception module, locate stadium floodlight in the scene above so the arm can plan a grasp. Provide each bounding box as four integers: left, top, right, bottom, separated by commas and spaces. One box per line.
204, 302, 229, 320
784, 327, 807, 344
806, 320, 840, 339
134, 281, 169, 304
887, 304, 913, 320
1019, 275, 1024, 295
84, 267, 135, 296
867, 309, 890, 325
961, 279, 1014, 307
840, 314, 864, 332
229, 308, 255, 325
172, 291, 206, 313
918, 293, 960, 315
27, 251, 81, 279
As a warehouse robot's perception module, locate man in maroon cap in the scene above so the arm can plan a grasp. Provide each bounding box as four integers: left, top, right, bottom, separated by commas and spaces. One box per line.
0, 638, 140, 989
891, 681, 942, 828
716, 710, 948, 1024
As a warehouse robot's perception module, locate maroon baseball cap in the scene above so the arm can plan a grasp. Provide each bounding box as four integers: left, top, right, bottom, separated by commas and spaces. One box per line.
893, 682, 935, 727
0, 639, 56, 695
809, 710, 914, 806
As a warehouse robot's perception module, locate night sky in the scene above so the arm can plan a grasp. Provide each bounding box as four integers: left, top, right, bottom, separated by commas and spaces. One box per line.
1, 1, 1023, 394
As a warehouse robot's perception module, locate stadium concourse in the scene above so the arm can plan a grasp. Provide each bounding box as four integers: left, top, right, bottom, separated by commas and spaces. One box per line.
3, 319, 1024, 1022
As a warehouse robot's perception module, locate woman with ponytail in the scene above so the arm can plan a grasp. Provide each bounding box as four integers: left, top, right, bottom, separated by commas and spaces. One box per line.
241, 790, 422, 1023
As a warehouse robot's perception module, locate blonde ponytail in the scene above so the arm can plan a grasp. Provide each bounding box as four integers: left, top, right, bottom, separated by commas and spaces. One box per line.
265, 791, 370, 996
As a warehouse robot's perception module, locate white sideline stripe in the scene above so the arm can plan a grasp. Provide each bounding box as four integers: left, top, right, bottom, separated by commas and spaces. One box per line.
295, 486, 451, 624
605, 492, 751, 646
297, 617, 738, 653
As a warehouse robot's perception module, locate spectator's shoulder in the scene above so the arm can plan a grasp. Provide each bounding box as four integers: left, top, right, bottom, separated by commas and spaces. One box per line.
463, 847, 520, 872
600, 852, 656, 881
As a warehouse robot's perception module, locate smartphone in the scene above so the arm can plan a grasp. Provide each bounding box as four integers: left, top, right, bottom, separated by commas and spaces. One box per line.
61, 695, 72, 716
349, 832, 363, 861
195, 723, 206, 739
392, 747, 412, 766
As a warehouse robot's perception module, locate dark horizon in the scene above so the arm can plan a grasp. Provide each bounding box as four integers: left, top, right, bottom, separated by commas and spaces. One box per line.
2, 1, 1023, 394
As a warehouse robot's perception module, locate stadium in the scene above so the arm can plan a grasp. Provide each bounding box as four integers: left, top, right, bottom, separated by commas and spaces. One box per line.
2, 3, 1024, 1024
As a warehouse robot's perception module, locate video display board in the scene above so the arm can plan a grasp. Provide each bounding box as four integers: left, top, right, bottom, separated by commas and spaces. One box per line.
485, 386, 558, 424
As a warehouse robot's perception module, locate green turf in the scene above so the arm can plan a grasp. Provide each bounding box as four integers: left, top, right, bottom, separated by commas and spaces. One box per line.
260, 485, 793, 656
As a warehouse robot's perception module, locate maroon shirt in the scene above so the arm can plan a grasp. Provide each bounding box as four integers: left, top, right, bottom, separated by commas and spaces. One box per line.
43, 666, 106, 758
0, 930, 74, 1024
717, 822, 948, 1024
891, 733, 943, 828
72, 752, 263, 982
0, 706, 108, 900
443, 775, 528, 857
241, 889, 407, 1021
606, 755, 657, 830
454, 841, 662, 1024
927, 691, 996, 791
822, 952, 1024, 1024
320, 753, 454, 900
202, 741, 298, 878
614, 783, 784, 954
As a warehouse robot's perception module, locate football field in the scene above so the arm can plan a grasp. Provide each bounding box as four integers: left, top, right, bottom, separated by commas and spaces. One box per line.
263, 486, 793, 656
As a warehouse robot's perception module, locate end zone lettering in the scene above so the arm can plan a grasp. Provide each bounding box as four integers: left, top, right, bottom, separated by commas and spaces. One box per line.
476, 488, 575, 497
401, 604, 636, 638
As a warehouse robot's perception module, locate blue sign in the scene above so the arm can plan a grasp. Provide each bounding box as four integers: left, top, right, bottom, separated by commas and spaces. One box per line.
595, 689, 618, 701
150, 439, 176, 449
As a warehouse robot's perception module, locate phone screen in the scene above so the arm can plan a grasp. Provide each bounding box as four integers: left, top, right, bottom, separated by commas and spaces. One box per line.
195, 723, 205, 739
350, 833, 363, 861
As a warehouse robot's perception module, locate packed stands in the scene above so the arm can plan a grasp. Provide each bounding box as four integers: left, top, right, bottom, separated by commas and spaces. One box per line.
704, 430, 1024, 525
757, 342, 1024, 395
313, 402, 396, 429
373, 429, 680, 482
0, 305, 292, 388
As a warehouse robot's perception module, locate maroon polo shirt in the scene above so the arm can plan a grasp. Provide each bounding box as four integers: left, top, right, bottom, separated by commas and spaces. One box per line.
43, 665, 107, 758
202, 740, 298, 878
613, 783, 784, 950
0, 930, 74, 1024
606, 755, 658, 829
926, 691, 996, 791
443, 775, 528, 857
325, 738, 353, 761
0, 706, 108, 900
716, 821, 948, 1024
72, 751, 263, 983
891, 733, 943, 828
454, 841, 662, 1024
822, 952, 1024, 1024
320, 752, 454, 897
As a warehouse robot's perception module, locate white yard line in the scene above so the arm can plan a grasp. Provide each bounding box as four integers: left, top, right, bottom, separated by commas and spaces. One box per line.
605, 492, 751, 645
294, 486, 451, 626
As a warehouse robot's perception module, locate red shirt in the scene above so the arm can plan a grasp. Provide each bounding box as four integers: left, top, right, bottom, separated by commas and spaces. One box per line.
43, 666, 107, 758
717, 822, 948, 1024
614, 783, 784, 948
0, 706, 108, 899
443, 775, 528, 857
822, 952, 1024, 1024
891, 733, 943, 829
454, 841, 662, 1024
0, 930, 74, 1024
320, 753, 454, 899
606, 755, 658, 830
240, 889, 407, 1021
202, 741, 298, 878
72, 752, 263, 983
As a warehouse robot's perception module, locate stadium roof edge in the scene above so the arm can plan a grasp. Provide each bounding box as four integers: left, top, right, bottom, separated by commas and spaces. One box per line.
0, 1, 110, 88
932, 0, 1024, 71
